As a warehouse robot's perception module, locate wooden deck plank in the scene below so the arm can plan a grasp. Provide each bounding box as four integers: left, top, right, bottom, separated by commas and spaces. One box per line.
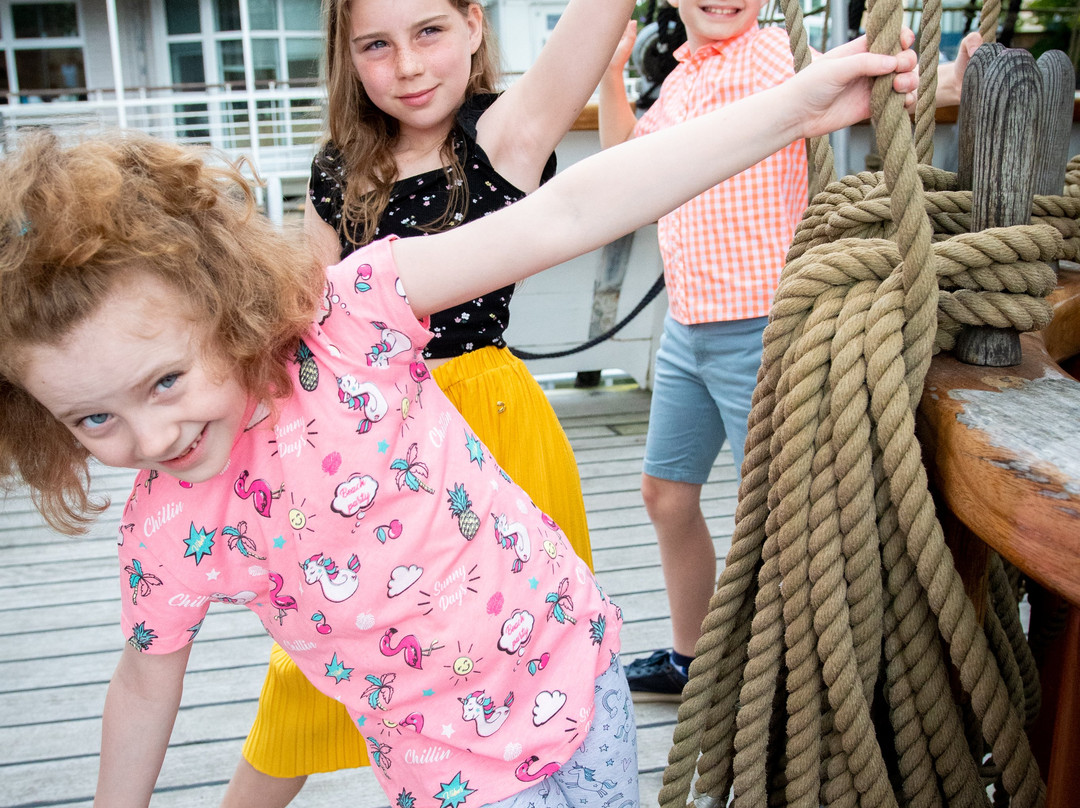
1, 386, 736, 808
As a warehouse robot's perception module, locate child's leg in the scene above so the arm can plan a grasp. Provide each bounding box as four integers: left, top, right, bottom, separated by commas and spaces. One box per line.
637, 312, 726, 661
221, 644, 368, 808
630, 315, 765, 699
483, 658, 638, 807
220, 759, 306, 808
641, 475, 717, 657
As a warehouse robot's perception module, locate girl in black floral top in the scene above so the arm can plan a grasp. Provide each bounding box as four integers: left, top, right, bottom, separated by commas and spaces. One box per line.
221, 1, 636, 806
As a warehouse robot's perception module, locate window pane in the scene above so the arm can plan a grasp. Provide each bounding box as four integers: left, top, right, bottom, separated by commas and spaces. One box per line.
251, 38, 280, 81
0, 54, 8, 94
219, 39, 283, 84
248, 0, 278, 30
284, 0, 321, 30
169, 42, 206, 85
218, 39, 244, 83
13, 3, 79, 39
164, 0, 201, 35
14, 47, 84, 97
215, 0, 241, 32
285, 38, 320, 81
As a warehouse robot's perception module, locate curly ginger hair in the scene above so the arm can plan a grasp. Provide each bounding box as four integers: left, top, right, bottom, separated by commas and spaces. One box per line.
0, 130, 324, 534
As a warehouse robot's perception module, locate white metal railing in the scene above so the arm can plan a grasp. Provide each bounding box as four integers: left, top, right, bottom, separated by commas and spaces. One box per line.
0, 82, 326, 184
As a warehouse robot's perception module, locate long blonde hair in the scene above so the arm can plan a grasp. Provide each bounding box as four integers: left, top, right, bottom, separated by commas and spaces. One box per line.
320, 0, 501, 248
0, 130, 324, 534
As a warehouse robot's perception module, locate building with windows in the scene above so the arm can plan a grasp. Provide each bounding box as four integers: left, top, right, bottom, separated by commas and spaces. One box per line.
0, 0, 572, 178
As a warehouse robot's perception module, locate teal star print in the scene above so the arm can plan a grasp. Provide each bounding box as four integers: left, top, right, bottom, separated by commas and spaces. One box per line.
356, 716, 367, 728
273, 535, 286, 549
465, 432, 484, 468
434, 772, 475, 807
378, 439, 390, 453
183, 524, 216, 564
325, 652, 353, 683
529, 577, 539, 589
423, 688, 435, 697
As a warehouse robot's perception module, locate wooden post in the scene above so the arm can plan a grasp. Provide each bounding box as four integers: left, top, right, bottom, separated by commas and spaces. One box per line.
1033, 50, 1076, 198
953, 46, 1040, 367
956, 42, 1004, 193
1033, 50, 1075, 280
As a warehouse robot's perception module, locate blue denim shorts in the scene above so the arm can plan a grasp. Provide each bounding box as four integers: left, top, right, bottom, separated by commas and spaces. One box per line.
642, 313, 767, 484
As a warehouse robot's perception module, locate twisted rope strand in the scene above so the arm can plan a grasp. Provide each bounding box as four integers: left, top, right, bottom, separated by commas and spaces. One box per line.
657, 0, 1078, 802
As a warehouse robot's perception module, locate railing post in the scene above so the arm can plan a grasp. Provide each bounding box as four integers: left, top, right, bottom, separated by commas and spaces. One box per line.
266, 174, 284, 225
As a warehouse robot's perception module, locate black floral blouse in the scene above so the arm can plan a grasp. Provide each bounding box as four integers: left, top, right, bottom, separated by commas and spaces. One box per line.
309, 93, 557, 360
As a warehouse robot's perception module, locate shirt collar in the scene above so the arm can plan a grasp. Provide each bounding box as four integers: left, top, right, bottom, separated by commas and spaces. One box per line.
675, 25, 759, 63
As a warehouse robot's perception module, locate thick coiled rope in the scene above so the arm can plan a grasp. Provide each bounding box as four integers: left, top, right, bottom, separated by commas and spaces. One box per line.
658, 0, 1080, 804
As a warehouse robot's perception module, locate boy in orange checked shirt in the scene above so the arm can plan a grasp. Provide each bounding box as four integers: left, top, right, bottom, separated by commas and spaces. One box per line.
597, 0, 980, 701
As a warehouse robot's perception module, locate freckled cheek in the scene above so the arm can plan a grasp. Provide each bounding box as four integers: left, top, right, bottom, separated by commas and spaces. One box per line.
354, 61, 393, 96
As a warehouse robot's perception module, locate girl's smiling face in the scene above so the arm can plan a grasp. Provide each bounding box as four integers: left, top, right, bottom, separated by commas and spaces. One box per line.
348, 0, 483, 147
18, 272, 250, 484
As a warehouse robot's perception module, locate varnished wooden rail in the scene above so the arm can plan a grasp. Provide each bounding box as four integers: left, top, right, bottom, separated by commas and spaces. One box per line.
916, 264, 1080, 609
916, 261, 1080, 808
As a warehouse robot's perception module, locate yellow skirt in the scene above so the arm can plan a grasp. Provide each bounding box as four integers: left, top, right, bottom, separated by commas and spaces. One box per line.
242, 346, 593, 776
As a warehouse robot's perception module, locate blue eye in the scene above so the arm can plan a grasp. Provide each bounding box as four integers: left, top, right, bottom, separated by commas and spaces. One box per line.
157, 373, 179, 391
80, 412, 111, 429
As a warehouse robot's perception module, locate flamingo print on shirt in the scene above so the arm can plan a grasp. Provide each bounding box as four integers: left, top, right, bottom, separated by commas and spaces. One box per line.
379, 627, 443, 669
234, 470, 283, 517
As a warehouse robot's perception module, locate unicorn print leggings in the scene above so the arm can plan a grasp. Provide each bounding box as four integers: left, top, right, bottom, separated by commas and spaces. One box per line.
484, 657, 639, 808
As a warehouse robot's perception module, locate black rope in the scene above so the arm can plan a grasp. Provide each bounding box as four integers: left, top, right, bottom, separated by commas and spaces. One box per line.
510, 273, 666, 360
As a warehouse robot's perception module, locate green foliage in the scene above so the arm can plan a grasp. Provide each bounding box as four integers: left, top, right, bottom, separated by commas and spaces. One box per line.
1019, 0, 1080, 78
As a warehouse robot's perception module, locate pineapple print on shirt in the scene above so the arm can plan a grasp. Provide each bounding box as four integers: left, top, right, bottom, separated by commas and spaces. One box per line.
295, 339, 319, 391
447, 483, 480, 540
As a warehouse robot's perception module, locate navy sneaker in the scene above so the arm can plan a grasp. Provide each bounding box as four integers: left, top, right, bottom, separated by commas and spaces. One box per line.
625, 649, 688, 703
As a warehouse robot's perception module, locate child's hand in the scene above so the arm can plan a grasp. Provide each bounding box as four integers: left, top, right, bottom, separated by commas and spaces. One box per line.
608, 20, 636, 77
786, 29, 919, 140
936, 31, 982, 107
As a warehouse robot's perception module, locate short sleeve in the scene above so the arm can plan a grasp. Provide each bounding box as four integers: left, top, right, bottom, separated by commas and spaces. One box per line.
117, 493, 212, 655
318, 237, 433, 360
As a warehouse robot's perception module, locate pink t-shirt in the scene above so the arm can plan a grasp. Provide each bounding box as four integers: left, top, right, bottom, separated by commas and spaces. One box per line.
634, 25, 809, 325
117, 238, 622, 806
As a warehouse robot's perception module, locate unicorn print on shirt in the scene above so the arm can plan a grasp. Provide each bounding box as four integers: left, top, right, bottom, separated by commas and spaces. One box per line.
460, 689, 514, 737
493, 513, 531, 572
366, 321, 412, 367
301, 552, 361, 602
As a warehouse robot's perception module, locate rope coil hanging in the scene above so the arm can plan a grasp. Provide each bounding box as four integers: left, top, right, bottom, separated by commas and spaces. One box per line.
658, 0, 1080, 803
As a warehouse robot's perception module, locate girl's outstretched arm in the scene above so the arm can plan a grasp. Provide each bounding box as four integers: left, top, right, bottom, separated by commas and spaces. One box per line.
475, 0, 635, 190
95, 644, 191, 807
398, 34, 918, 318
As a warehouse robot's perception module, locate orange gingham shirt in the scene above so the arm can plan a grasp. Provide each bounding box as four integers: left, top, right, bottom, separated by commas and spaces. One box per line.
633, 25, 809, 324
